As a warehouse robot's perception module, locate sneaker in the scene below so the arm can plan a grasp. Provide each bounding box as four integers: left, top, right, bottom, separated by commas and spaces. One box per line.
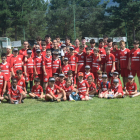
89, 97, 93, 100
32, 97, 35, 99
50, 99, 54, 102
130, 95, 134, 98
35, 96, 39, 99
21, 100, 24, 103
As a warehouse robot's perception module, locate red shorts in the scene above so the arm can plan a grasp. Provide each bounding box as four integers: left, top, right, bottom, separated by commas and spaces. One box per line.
93, 72, 98, 79
121, 68, 130, 77
130, 70, 140, 77
43, 69, 52, 82
6, 80, 11, 90
25, 73, 34, 82
35, 74, 43, 80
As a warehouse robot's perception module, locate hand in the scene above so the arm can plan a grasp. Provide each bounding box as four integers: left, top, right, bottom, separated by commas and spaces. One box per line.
3, 89, 6, 94
25, 73, 27, 77
35, 72, 38, 76
44, 72, 47, 76
75, 71, 77, 74
111, 69, 114, 73
9, 77, 11, 80
11, 100, 14, 104
12, 73, 15, 77
18, 100, 21, 104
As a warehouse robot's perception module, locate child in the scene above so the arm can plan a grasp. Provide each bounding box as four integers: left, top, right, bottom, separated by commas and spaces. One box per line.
98, 74, 111, 98
34, 49, 43, 85
87, 75, 97, 99
41, 41, 47, 57
85, 47, 93, 68
84, 65, 94, 80
56, 35, 63, 48
90, 39, 96, 52
67, 70, 76, 87
24, 49, 34, 92
6, 45, 13, 63
96, 70, 103, 89
63, 78, 78, 101
105, 47, 115, 79
126, 75, 140, 98
77, 72, 89, 101
55, 74, 66, 88
107, 38, 113, 50
118, 40, 130, 87
103, 35, 108, 47
32, 44, 40, 58
29, 78, 44, 99
52, 51, 61, 74
111, 79, 124, 98
74, 39, 80, 53
45, 77, 66, 102
75, 45, 86, 74
8, 78, 24, 104
45, 35, 52, 49
42, 49, 52, 88
81, 37, 88, 48
65, 36, 74, 47
92, 48, 101, 80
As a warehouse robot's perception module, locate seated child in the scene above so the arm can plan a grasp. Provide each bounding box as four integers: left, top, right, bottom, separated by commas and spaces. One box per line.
111, 71, 122, 87
45, 77, 66, 102
84, 65, 94, 81
55, 74, 66, 88
96, 70, 102, 89
53, 73, 59, 84
125, 75, 140, 98
77, 72, 89, 101
98, 74, 111, 98
29, 78, 44, 99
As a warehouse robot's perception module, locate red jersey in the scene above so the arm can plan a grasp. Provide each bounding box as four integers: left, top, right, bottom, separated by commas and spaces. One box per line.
85, 52, 93, 68
11, 55, 23, 74
118, 48, 130, 69
92, 55, 101, 72
34, 56, 43, 74
0, 72, 6, 88
46, 42, 52, 49
97, 78, 102, 89
99, 81, 111, 92
99, 48, 106, 64
105, 53, 115, 72
111, 50, 119, 68
55, 80, 66, 88
63, 85, 74, 95
89, 82, 96, 92
112, 84, 123, 94
8, 86, 23, 100
16, 77, 26, 90
46, 84, 61, 95
41, 50, 46, 57
77, 80, 89, 95
104, 45, 108, 48
65, 52, 70, 58
24, 57, 34, 74
52, 59, 61, 74
68, 54, 77, 71
31, 85, 43, 95
74, 46, 79, 53
129, 48, 140, 70
6, 54, 14, 63
76, 52, 86, 72
0, 62, 11, 81
62, 64, 71, 77
111, 77, 122, 87
42, 56, 52, 70
19, 49, 27, 60
126, 82, 137, 94
84, 72, 95, 80
68, 76, 76, 86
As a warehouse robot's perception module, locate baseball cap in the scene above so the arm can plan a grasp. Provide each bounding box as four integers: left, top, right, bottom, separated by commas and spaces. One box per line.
85, 65, 90, 69
59, 73, 65, 77
113, 71, 119, 75
27, 50, 32, 54
61, 44, 66, 48
69, 47, 74, 50
78, 72, 83, 77
102, 74, 107, 78
113, 79, 119, 83
128, 75, 134, 79
36, 49, 41, 53
13, 48, 18, 52
53, 73, 58, 76
63, 57, 68, 61
6, 45, 11, 49
49, 77, 55, 82
53, 51, 59, 55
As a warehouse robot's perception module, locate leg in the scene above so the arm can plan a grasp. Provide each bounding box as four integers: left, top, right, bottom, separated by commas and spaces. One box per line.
45, 94, 53, 101
85, 95, 89, 101
130, 92, 140, 97
26, 82, 28, 91
29, 93, 36, 98
98, 93, 103, 98
30, 81, 33, 92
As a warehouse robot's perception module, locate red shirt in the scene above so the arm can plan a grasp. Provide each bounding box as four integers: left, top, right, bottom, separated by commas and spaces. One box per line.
111, 77, 122, 87
68, 76, 76, 86
85, 52, 93, 68
41, 50, 46, 58
118, 48, 130, 69
55, 80, 66, 88
74, 46, 79, 53
19, 49, 27, 60
46, 84, 61, 95
76, 52, 86, 72
77, 80, 89, 95
0, 72, 6, 88
52, 59, 61, 74
11, 55, 23, 74
111, 50, 119, 68
97, 78, 102, 88
84, 72, 95, 80
16, 77, 26, 90
92, 55, 101, 72
24, 57, 34, 74
65, 52, 70, 58
129, 48, 140, 70
112, 84, 123, 94
126, 82, 137, 94
31, 85, 43, 95
6, 54, 14, 63
46, 42, 52, 49
34, 56, 43, 74
99, 48, 106, 64
68, 54, 77, 71
42, 56, 52, 70
89, 82, 96, 92
0, 62, 11, 81
62, 64, 71, 77
105, 53, 115, 72
99, 81, 111, 92
63, 85, 74, 95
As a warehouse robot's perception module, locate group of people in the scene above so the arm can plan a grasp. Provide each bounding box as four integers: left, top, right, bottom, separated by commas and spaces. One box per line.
0, 34, 139, 104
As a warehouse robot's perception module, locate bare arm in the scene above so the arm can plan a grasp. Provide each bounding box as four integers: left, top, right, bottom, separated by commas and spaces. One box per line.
111, 61, 115, 72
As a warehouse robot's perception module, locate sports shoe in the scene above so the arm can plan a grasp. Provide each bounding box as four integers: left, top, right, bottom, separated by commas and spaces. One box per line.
89, 97, 93, 100
50, 99, 54, 102
130, 95, 134, 98
35, 96, 39, 99
107, 94, 114, 99
21, 100, 24, 103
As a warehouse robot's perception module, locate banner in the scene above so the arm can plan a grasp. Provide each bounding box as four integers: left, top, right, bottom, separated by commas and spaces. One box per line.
113, 37, 127, 42
11, 41, 21, 47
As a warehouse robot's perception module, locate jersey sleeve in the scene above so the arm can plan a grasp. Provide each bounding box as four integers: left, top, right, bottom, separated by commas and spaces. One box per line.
56, 85, 61, 91
85, 81, 89, 88
40, 86, 43, 92
117, 85, 123, 93
18, 86, 23, 93
10, 58, 14, 68
134, 83, 137, 90
112, 54, 115, 62
108, 82, 111, 89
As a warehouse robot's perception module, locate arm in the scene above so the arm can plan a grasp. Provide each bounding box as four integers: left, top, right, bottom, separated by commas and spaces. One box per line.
59, 66, 62, 73
111, 61, 115, 73
104, 63, 107, 72
24, 66, 27, 77
117, 59, 120, 70
3, 81, 7, 93
34, 66, 38, 75
75, 63, 78, 74
60, 88, 66, 100
86, 87, 89, 95
43, 65, 47, 76
128, 58, 131, 70
88, 89, 97, 95
98, 53, 101, 61
40, 92, 44, 99
11, 67, 15, 77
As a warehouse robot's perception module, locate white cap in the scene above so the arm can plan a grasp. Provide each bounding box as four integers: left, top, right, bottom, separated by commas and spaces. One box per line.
6, 45, 11, 49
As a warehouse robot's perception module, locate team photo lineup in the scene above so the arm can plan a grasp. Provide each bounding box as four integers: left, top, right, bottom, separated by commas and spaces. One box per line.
0, 34, 140, 104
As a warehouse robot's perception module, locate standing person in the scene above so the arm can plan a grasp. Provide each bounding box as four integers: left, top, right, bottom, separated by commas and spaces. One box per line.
32, 44, 40, 58
19, 41, 29, 59
81, 37, 88, 48
74, 39, 80, 53
117, 40, 130, 87
45, 35, 52, 49
65, 36, 74, 47
36, 36, 42, 48
85, 47, 93, 69
107, 38, 113, 50
55, 35, 63, 48
6, 45, 13, 63
90, 39, 96, 52
103, 35, 108, 48
41, 41, 47, 57
67, 70, 76, 87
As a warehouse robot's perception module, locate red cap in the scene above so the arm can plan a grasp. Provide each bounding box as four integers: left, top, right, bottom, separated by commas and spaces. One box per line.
78, 72, 83, 77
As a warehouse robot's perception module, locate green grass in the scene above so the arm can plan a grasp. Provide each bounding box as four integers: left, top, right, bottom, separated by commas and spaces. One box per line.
0, 96, 140, 140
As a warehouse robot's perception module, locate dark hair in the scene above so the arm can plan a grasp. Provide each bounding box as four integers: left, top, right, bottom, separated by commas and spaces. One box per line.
81, 37, 85, 40
56, 35, 60, 38
1, 53, 6, 58
16, 70, 22, 74
90, 39, 95, 44
65, 36, 70, 40
99, 39, 104, 43
36, 36, 42, 41
41, 41, 46, 46
23, 40, 29, 44
34, 78, 40, 82
12, 78, 17, 82
87, 75, 93, 79
79, 45, 84, 49
107, 38, 113, 43
103, 35, 108, 39
46, 49, 51, 52
113, 42, 117, 46
94, 48, 99, 52
102, 72, 107, 75
133, 40, 139, 45
67, 70, 73, 75
86, 46, 91, 50
45, 35, 50, 38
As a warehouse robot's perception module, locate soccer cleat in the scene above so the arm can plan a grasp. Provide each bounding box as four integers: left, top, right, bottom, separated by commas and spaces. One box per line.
21, 100, 24, 103
50, 99, 54, 102
35, 96, 39, 99
130, 95, 134, 98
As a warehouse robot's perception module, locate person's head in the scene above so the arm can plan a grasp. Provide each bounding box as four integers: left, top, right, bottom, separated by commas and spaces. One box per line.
102, 74, 108, 82
63, 57, 68, 65
41, 41, 46, 50
113, 71, 119, 78
133, 40, 139, 49
90, 39, 95, 48
66, 46, 70, 53
34, 78, 40, 86
53, 73, 58, 80
67, 70, 73, 78
113, 78, 119, 87
48, 77, 55, 87
99, 39, 104, 48
81, 37, 86, 45
119, 40, 125, 50
53, 39, 58, 48
105, 47, 111, 55
56, 35, 60, 43
69, 47, 74, 54
65, 37, 70, 45
23, 41, 29, 50
6, 45, 11, 53
66, 78, 72, 87
13, 48, 18, 56
78, 72, 83, 81
103, 35, 108, 45
86, 47, 91, 54
79, 45, 84, 53
35, 44, 40, 50
112, 42, 118, 51
36, 49, 41, 56
61, 44, 66, 51
85, 65, 90, 73
53, 51, 59, 59
27, 49, 32, 57
87, 75, 94, 84
75, 38, 80, 46
46, 49, 51, 57
107, 38, 113, 47
94, 48, 99, 56
59, 74, 65, 82
128, 75, 134, 84
36, 36, 42, 45
12, 78, 17, 88
97, 70, 102, 78
45, 35, 51, 43
16, 70, 22, 79
1, 53, 7, 63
